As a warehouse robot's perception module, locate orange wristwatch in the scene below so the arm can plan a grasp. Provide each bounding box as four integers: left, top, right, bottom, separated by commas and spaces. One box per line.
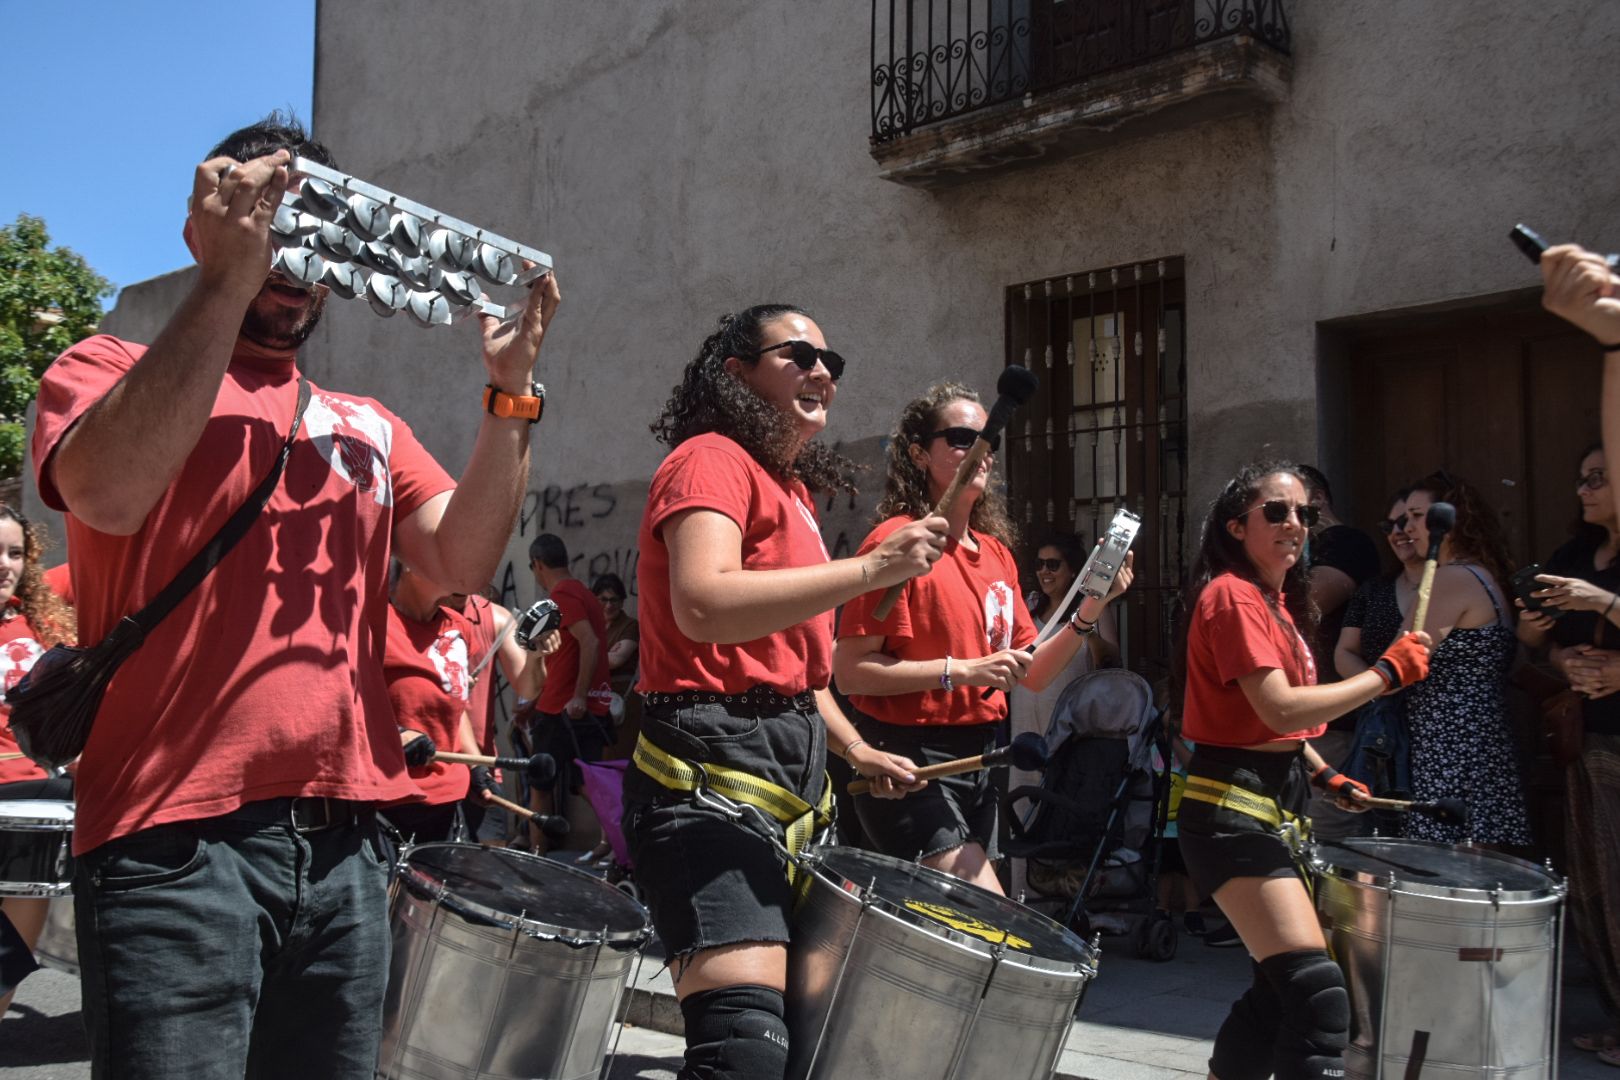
482, 382, 545, 424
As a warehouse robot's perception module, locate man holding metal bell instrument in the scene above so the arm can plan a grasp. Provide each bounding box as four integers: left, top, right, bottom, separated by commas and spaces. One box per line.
27, 114, 560, 1079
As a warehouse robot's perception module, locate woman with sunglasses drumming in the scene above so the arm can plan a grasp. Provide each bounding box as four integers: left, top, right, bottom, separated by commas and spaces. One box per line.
833, 382, 1133, 894
623, 305, 947, 1080
1177, 463, 1431, 1080
1400, 471, 1530, 850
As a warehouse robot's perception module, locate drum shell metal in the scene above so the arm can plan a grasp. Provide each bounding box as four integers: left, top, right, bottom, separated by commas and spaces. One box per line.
1314, 839, 1563, 1080
787, 851, 1094, 1080
377, 845, 649, 1080
0, 801, 74, 897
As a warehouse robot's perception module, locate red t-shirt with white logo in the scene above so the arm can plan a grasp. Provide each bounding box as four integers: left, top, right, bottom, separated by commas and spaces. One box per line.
1182, 572, 1323, 747
839, 516, 1036, 727
0, 612, 49, 784
458, 594, 501, 754
383, 605, 475, 806
33, 334, 455, 854
636, 433, 833, 695
537, 578, 612, 716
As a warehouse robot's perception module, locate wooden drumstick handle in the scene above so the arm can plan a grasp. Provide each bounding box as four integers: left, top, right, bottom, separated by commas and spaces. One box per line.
0, 752, 25, 762
482, 788, 534, 818
432, 750, 501, 767
1410, 558, 1440, 636
871, 441, 992, 621
847, 752, 988, 796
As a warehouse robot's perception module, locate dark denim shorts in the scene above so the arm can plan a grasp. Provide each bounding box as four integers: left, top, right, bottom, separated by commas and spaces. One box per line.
623, 697, 825, 959
849, 714, 1000, 861
1177, 744, 1311, 898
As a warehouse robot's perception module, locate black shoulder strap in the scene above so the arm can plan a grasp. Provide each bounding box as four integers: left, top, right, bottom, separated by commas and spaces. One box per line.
128, 378, 313, 637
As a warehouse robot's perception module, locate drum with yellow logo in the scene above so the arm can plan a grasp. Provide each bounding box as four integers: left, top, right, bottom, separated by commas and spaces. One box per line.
786, 846, 1096, 1080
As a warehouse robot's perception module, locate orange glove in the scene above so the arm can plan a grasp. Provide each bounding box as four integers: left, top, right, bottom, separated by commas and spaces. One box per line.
1373, 632, 1429, 691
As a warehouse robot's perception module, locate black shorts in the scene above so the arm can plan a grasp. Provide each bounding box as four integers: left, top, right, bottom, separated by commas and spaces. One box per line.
1176, 744, 1310, 898
850, 714, 999, 861
622, 695, 826, 959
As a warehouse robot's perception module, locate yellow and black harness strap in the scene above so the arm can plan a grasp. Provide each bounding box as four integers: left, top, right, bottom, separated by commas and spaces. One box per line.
633, 733, 832, 888
1180, 775, 1304, 831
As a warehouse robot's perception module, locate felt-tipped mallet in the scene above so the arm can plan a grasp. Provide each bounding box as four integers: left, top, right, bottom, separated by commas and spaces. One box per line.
1359, 793, 1468, 828
847, 731, 1048, 795
469, 773, 572, 840
870, 365, 1040, 621
434, 750, 558, 787
1409, 501, 1457, 636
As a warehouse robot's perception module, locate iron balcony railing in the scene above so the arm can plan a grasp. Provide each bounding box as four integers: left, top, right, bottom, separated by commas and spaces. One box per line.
871, 0, 1291, 144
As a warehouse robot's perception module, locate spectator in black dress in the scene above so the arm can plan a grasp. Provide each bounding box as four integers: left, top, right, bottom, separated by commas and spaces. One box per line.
1517, 443, 1620, 1062
1297, 466, 1382, 838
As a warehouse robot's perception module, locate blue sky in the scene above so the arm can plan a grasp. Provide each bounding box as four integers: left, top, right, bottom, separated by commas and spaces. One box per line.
0, 0, 315, 304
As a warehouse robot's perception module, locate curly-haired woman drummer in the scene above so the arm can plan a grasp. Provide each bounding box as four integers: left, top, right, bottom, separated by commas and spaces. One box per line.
1178, 463, 1432, 1080
833, 382, 1132, 894
622, 305, 947, 1080
0, 504, 76, 1016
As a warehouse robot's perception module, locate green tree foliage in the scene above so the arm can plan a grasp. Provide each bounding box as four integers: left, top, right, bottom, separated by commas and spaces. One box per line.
0, 215, 115, 480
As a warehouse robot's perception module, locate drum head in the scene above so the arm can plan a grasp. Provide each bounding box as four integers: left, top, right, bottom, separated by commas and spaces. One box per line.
0, 800, 75, 830
808, 847, 1093, 969
401, 843, 649, 945
1316, 837, 1555, 900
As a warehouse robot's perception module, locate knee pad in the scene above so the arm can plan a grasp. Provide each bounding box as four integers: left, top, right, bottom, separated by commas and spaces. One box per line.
1260, 949, 1349, 1080
678, 984, 789, 1080
1209, 961, 1283, 1080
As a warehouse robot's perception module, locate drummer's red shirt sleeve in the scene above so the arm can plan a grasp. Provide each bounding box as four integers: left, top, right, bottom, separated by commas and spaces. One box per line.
1204, 578, 1292, 685
32, 335, 139, 510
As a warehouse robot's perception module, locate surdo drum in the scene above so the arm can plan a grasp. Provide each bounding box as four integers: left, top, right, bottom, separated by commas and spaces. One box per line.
0, 800, 74, 896
1312, 838, 1565, 1079
378, 843, 651, 1080
787, 846, 1096, 1080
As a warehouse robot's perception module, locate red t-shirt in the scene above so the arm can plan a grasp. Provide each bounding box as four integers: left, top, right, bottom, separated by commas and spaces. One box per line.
1182, 572, 1323, 746
636, 433, 833, 695
537, 578, 612, 716
839, 517, 1036, 726
41, 564, 73, 607
459, 594, 501, 754
33, 334, 455, 853
383, 605, 475, 806
0, 612, 50, 784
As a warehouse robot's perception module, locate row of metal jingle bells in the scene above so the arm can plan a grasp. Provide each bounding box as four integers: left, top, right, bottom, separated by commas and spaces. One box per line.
271, 244, 481, 326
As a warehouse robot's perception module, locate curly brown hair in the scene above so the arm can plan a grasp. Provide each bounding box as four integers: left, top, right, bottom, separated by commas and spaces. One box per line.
1408, 470, 1514, 593
0, 505, 75, 647
874, 383, 1018, 549
650, 305, 859, 495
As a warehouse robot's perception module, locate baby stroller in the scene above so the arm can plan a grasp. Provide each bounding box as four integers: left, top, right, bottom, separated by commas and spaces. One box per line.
577, 759, 641, 903
1003, 668, 1177, 961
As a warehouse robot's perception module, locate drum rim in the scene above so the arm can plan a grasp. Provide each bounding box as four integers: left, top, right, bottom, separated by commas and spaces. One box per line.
1311, 837, 1561, 902
0, 881, 73, 897
398, 841, 651, 946
0, 800, 75, 829
802, 847, 1097, 976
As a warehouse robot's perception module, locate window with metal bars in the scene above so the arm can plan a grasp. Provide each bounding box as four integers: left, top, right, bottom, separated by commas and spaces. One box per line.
1003, 258, 1187, 682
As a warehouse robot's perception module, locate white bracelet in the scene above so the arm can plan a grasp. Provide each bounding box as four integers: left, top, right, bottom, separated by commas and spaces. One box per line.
843, 739, 868, 763
941, 655, 954, 691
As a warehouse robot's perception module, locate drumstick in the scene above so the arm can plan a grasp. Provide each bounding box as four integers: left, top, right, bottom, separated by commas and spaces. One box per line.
479, 786, 573, 840
433, 750, 558, 786
1409, 502, 1456, 635
1357, 793, 1468, 827
0, 752, 24, 761
870, 366, 1039, 621
847, 732, 1047, 795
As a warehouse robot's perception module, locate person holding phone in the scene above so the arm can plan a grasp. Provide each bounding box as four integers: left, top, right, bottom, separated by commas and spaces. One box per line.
1517, 443, 1620, 1063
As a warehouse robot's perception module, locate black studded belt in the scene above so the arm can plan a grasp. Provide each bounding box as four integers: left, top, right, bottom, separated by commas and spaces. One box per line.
641, 686, 818, 714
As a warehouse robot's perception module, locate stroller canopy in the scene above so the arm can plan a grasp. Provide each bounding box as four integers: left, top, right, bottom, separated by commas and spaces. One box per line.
1046, 668, 1158, 770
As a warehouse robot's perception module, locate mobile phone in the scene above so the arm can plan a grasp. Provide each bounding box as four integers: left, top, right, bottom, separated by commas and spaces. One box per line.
1510, 563, 1565, 620
1509, 224, 1548, 265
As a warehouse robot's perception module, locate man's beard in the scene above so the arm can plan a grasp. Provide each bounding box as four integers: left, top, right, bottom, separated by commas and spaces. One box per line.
240, 283, 327, 351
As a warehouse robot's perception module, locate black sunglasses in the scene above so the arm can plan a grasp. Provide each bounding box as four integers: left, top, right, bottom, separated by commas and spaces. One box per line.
755, 339, 845, 382
920, 426, 1000, 453
1242, 500, 1320, 527
1035, 557, 1066, 572
1377, 514, 1408, 535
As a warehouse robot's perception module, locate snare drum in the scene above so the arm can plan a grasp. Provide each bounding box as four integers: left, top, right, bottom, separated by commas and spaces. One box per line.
787, 846, 1096, 1080
378, 842, 651, 1080
1313, 837, 1565, 1080
0, 800, 74, 897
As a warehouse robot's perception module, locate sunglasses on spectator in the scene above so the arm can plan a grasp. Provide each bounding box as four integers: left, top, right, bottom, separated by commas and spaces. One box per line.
920, 426, 1000, 453
1242, 500, 1319, 527
754, 340, 845, 382
1578, 468, 1608, 492
1377, 514, 1409, 534
1035, 558, 1067, 572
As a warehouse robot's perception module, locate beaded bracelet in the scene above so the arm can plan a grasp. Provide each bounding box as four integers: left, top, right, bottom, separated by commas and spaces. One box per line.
941, 655, 954, 691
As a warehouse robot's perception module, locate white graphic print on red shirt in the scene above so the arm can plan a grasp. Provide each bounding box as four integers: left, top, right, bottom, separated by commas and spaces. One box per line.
303, 392, 396, 504
428, 629, 471, 702
984, 579, 1015, 650
0, 635, 43, 693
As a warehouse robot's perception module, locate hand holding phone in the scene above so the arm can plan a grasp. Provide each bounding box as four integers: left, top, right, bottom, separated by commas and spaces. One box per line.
1510, 564, 1566, 621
